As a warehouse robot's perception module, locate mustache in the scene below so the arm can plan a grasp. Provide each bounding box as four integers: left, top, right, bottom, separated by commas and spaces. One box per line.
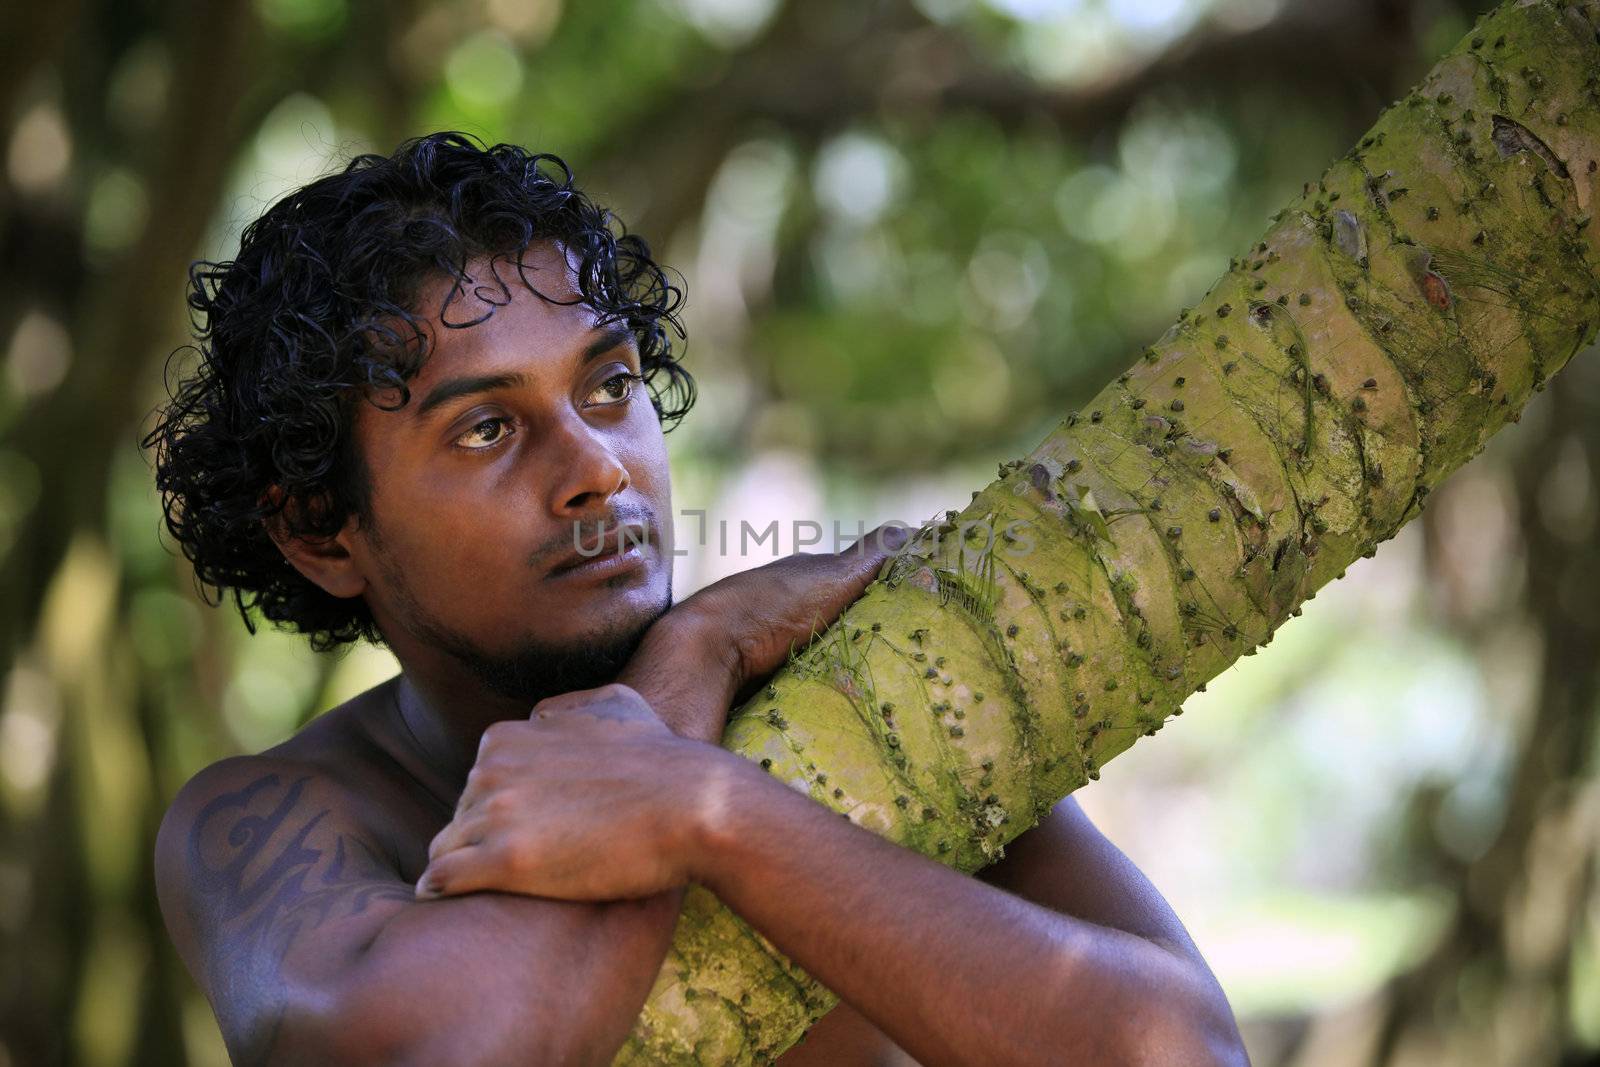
528, 504, 658, 567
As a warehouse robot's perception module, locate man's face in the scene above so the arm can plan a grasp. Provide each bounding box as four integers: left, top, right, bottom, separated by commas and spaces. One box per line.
344, 242, 675, 704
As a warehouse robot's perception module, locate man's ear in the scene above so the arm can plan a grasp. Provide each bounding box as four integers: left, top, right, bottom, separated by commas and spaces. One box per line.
261, 487, 368, 600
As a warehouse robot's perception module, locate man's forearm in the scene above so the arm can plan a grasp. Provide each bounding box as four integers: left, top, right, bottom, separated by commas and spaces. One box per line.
617, 610, 741, 744
336, 647, 736, 1066
687, 759, 1244, 1067
316, 890, 683, 1067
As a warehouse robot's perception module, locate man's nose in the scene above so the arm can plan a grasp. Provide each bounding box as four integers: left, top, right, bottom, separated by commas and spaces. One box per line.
547, 415, 630, 516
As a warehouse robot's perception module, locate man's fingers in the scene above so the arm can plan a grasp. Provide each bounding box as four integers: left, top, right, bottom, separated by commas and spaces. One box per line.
813, 556, 882, 617
532, 683, 652, 726
835, 523, 909, 584
427, 811, 491, 863
796, 524, 909, 620
453, 775, 491, 818
415, 844, 494, 900
845, 522, 910, 561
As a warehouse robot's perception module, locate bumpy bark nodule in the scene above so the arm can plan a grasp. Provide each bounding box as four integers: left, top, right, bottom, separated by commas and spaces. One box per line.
617, 2, 1600, 1061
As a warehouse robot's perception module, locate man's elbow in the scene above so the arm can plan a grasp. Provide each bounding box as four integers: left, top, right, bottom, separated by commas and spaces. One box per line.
271, 981, 585, 1067
265, 985, 508, 1067
1150, 1011, 1250, 1067
1114, 984, 1249, 1067
249, 983, 429, 1067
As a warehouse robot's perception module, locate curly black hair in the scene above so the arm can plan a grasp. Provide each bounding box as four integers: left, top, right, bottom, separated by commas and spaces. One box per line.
143, 131, 693, 652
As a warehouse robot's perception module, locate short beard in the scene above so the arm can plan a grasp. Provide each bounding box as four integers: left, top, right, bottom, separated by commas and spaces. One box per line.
409, 609, 665, 705
368, 519, 671, 706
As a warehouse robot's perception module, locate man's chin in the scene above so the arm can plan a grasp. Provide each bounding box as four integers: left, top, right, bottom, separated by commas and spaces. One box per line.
377, 550, 673, 706
455, 608, 666, 706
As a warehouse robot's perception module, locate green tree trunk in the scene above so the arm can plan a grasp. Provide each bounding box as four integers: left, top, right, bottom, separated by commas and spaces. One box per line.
618, 2, 1600, 1061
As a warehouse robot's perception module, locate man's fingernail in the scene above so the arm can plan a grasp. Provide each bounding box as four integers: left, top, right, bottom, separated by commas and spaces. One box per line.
415, 875, 439, 899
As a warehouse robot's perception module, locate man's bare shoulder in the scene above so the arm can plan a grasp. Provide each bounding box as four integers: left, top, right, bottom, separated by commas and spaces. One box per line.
157, 683, 393, 859
152, 683, 416, 974
153, 759, 396, 952
257, 676, 398, 771
151, 685, 439, 1061
979, 796, 1209, 964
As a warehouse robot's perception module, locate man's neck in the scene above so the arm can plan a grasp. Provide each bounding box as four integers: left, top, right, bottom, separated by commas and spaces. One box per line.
376, 616, 661, 799
391, 668, 529, 800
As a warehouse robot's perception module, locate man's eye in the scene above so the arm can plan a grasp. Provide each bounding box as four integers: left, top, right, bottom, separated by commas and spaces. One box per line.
457, 417, 512, 450
586, 372, 641, 407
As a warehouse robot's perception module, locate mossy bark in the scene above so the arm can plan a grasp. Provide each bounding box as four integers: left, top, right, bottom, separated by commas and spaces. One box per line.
617, 2, 1600, 1061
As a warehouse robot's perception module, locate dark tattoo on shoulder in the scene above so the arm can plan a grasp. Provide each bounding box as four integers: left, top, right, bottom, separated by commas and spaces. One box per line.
187, 772, 414, 1064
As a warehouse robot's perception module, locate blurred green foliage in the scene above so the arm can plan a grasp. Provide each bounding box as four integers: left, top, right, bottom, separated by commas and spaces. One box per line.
2, 0, 1596, 1065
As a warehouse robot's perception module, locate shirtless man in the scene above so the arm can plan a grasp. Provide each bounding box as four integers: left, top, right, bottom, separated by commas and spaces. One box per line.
150, 132, 1246, 1066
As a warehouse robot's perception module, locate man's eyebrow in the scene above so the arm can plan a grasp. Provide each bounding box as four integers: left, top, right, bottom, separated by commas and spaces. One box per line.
414, 327, 638, 418
416, 372, 527, 417
581, 324, 637, 364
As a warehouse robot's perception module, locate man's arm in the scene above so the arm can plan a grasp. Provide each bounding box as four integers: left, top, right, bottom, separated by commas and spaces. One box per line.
156, 755, 684, 1067
686, 762, 1247, 1067
158, 537, 898, 1066
780, 794, 1243, 1065
156, 647, 763, 1067
422, 718, 1247, 1067
978, 795, 1221, 982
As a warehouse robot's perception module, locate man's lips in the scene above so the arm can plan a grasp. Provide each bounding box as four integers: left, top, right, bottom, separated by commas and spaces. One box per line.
545, 521, 654, 580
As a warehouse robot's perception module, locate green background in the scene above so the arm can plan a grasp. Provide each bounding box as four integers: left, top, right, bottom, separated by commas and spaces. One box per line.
0, 0, 1595, 1064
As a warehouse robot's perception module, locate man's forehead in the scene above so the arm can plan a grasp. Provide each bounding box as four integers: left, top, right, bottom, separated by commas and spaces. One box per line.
417, 245, 583, 329
408, 254, 615, 374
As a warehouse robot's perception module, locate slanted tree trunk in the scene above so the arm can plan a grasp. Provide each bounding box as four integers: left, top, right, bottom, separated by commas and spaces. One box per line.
617, 2, 1600, 1061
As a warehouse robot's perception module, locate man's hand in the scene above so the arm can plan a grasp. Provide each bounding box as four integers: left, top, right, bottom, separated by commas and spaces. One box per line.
680, 521, 910, 688
622, 522, 909, 742
417, 527, 910, 909
417, 683, 733, 902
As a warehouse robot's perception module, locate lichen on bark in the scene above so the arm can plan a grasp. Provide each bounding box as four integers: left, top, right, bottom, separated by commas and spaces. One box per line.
616, 2, 1600, 1061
